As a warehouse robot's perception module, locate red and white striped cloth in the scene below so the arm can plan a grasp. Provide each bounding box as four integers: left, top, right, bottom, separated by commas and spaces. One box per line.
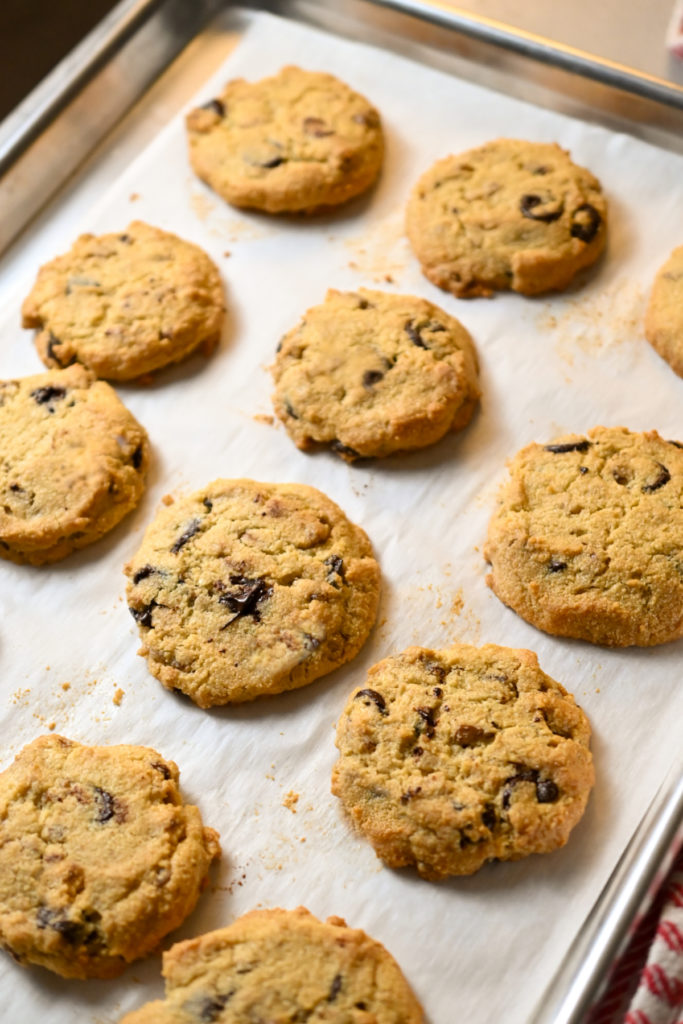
588, 848, 683, 1024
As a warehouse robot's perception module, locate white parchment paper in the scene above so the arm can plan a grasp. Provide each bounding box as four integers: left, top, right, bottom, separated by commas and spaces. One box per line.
1, 10, 683, 1023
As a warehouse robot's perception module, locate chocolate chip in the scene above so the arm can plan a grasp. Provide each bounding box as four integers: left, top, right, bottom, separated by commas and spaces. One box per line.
433, 686, 443, 697
31, 386, 66, 405
579, 466, 589, 474
354, 688, 387, 715
324, 554, 345, 586
404, 319, 428, 349
400, 786, 422, 804
668, 439, 683, 449
453, 724, 493, 746
171, 518, 201, 554
9, 483, 22, 492
412, 746, 424, 757
357, 297, 373, 309
93, 786, 115, 823
284, 400, 299, 419
352, 110, 380, 128
520, 193, 564, 222
203, 497, 213, 511
37, 907, 87, 945
132, 564, 154, 584
536, 779, 560, 803
119, 234, 131, 243
544, 440, 591, 454
260, 155, 285, 168
362, 369, 384, 388
197, 992, 235, 1021
131, 445, 143, 470
46, 332, 72, 367
420, 657, 446, 683
548, 559, 567, 572
481, 805, 497, 830
502, 768, 538, 809
303, 633, 320, 651
570, 203, 602, 243
532, 166, 550, 175
201, 98, 225, 117
131, 599, 157, 628
151, 761, 171, 780
219, 575, 272, 626
415, 706, 437, 738
328, 973, 343, 1002
303, 116, 334, 137
642, 462, 670, 493
330, 440, 360, 459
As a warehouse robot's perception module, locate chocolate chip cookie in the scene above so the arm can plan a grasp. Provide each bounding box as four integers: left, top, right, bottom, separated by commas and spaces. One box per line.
118, 906, 424, 1023
185, 66, 383, 213
0, 735, 220, 979
22, 221, 225, 380
0, 365, 149, 565
272, 288, 480, 461
645, 245, 683, 377
125, 479, 380, 707
485, 427, 683, 645
406, 138, 607, 297
332, 644, 593, 879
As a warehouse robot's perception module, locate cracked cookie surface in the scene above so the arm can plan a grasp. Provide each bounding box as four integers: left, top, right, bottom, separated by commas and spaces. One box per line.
119, 906, 424, 1024
185, 66, 383, 213
645, 245, 683, 378
272, 288, 480, 460
332, 644, 593, 879
0, 364, 149, 565
406, 138, 607, 297
125, 479, 380, 707
22, 221, 225, 380
485, 426, 683, 646
0, 735, 220, 979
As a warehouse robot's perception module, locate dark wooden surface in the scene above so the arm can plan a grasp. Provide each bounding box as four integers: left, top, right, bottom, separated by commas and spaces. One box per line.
0, 0, 119, 121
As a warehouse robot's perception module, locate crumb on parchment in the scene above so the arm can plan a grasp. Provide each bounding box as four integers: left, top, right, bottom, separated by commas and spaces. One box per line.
113, 688, 125, 706
283, 791, 299, 813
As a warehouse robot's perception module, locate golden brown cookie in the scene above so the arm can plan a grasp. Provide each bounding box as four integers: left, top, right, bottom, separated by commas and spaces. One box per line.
485, 427, 683, 645
332, 644, 593, 879
119, 906, 424, 1023
125, 479, 380, 707
0, 365, 149, 565
645, 245, 683, 377
185, 66, 384, 213
0, 735, 220, 978
272, 288, 480, 460
22, 221, 225, 380
406, 139, 607, 297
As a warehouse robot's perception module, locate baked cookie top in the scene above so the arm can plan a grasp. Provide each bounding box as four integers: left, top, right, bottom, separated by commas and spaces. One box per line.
406, 138, 607, 297
0, 735, 219, 979
485, 426, 683, 646
185, 66, 384, 213
119, 906, 424, 1024
332, 644, 593, 879
272, 288, 480, 461
125, 479, 380, 707
645, 245, 683, 378
0, 365, 149, 565
22, 221, 225, 380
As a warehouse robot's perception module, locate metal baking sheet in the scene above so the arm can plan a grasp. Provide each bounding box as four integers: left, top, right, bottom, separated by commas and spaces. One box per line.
1, 5, 682, 1023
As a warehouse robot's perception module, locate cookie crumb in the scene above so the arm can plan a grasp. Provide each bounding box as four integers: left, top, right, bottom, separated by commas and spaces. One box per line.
223, 251, 231, 258
47, 722, 56, 731
112, 688, 125, 706
61, 682, 71, 691
283, 790, 299, 813
384, 274, 394, 283
129, 192, 140, 202
253, 414, 274, 425
451, 590, 464, 615
161, 494, 174, 506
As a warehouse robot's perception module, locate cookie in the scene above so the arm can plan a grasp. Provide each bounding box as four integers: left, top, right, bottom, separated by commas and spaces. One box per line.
119, 906, 424, 1024
185, 66, 383, 214
485, 427, 683, 646
0, 734, 220, 979
22, 221, 225, 380
332, 644, 593, 879
125, 479, 380, 707
645, 245, 683, 377
0, 364, 149, 565
406, 138, 607, 297
272, 288, 480, 461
